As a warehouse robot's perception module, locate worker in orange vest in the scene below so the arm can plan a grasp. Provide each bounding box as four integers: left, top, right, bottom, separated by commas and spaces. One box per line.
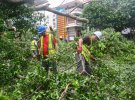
37, 25, 58, 76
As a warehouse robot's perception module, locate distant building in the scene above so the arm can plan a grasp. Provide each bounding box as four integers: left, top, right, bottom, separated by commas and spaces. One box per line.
33, 11, 46, 26
33, 0, 91, 41
57, 0, 84, 41
46, 13, 57, 29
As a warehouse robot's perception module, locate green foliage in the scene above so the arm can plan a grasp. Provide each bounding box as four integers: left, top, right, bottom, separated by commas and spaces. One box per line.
0, 3, 34, 31
0, 91, 9, 100
83, 0, 135, 31
0, 18, 6, 32
0, 4, 135, 98
0, 96, 9, 100
92, 28, 135, 63
0, 33, 31, 85
0, 28, 134, 99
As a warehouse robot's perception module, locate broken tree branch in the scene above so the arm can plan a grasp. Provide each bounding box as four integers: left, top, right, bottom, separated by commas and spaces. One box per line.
59, 83, 71, 100
32, 4, 89, 23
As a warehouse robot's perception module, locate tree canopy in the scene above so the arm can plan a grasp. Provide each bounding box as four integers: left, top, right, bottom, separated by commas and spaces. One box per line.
83, 0, 135, 31
0, 3, 34, 31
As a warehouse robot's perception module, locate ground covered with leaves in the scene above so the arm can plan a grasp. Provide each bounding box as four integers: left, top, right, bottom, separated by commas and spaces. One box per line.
0, 29, 135, 100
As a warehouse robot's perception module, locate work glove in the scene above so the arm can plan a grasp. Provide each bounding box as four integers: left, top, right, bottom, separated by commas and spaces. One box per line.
77, 46, 82, 54
90, 55, 96, 62
91, 57, 96, 62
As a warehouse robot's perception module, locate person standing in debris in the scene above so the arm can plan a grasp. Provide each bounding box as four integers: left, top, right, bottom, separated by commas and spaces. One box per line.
31, 36, 39, 59
37, 25, 58, 76
59, 36, 63, 41
76, 31, 102, 75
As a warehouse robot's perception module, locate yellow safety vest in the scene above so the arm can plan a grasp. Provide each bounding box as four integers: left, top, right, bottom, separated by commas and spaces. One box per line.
31, 40, 37, 50
48, 34, 56, 55
40, 36, 44, 56
40, 34, 56, 57
82, 45, 91, 62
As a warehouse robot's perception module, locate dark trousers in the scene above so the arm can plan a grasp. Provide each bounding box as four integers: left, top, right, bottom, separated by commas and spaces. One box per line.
32, 50, 38, 55
75, 54, 92, 75
42, 58, 57, 76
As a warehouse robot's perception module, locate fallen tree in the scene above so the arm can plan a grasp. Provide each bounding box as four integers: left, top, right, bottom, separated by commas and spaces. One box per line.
33, 4, 89, 23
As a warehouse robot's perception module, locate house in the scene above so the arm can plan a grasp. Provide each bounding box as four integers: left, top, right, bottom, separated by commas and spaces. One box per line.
57, 0, 84, 41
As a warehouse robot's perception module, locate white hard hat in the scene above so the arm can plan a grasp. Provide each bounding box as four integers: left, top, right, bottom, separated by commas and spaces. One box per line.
12, 26, 16, 31
60, 36, 63, 38
121, 28, 130, 34
94, 31, 102, 39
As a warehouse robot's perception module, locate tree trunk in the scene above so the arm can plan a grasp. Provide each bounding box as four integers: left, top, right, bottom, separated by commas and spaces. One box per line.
32, 4, 89, 23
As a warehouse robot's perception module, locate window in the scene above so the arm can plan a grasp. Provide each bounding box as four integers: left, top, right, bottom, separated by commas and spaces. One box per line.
67, 18, 75, 24
53, 14, 56, 17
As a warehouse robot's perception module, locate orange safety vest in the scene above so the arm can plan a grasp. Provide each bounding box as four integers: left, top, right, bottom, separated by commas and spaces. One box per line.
40, 34, 56, 58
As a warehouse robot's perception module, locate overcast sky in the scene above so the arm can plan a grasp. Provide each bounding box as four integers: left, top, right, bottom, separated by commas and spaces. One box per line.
48, 0, 76, 8
48, 0, 64, 7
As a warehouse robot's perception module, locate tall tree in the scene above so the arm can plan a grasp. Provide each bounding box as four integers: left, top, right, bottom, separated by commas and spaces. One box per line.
0, 3, 34, 31
83, 0, 135, 31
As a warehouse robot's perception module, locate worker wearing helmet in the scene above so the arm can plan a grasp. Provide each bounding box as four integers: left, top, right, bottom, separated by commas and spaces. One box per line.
59, 36, 63, 41
37, 25, 58, 76
76, 31, 102, 75
31, 36, 39, 59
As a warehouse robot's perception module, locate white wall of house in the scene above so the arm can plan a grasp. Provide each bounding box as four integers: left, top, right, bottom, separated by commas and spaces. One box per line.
45, 11, 57, 29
